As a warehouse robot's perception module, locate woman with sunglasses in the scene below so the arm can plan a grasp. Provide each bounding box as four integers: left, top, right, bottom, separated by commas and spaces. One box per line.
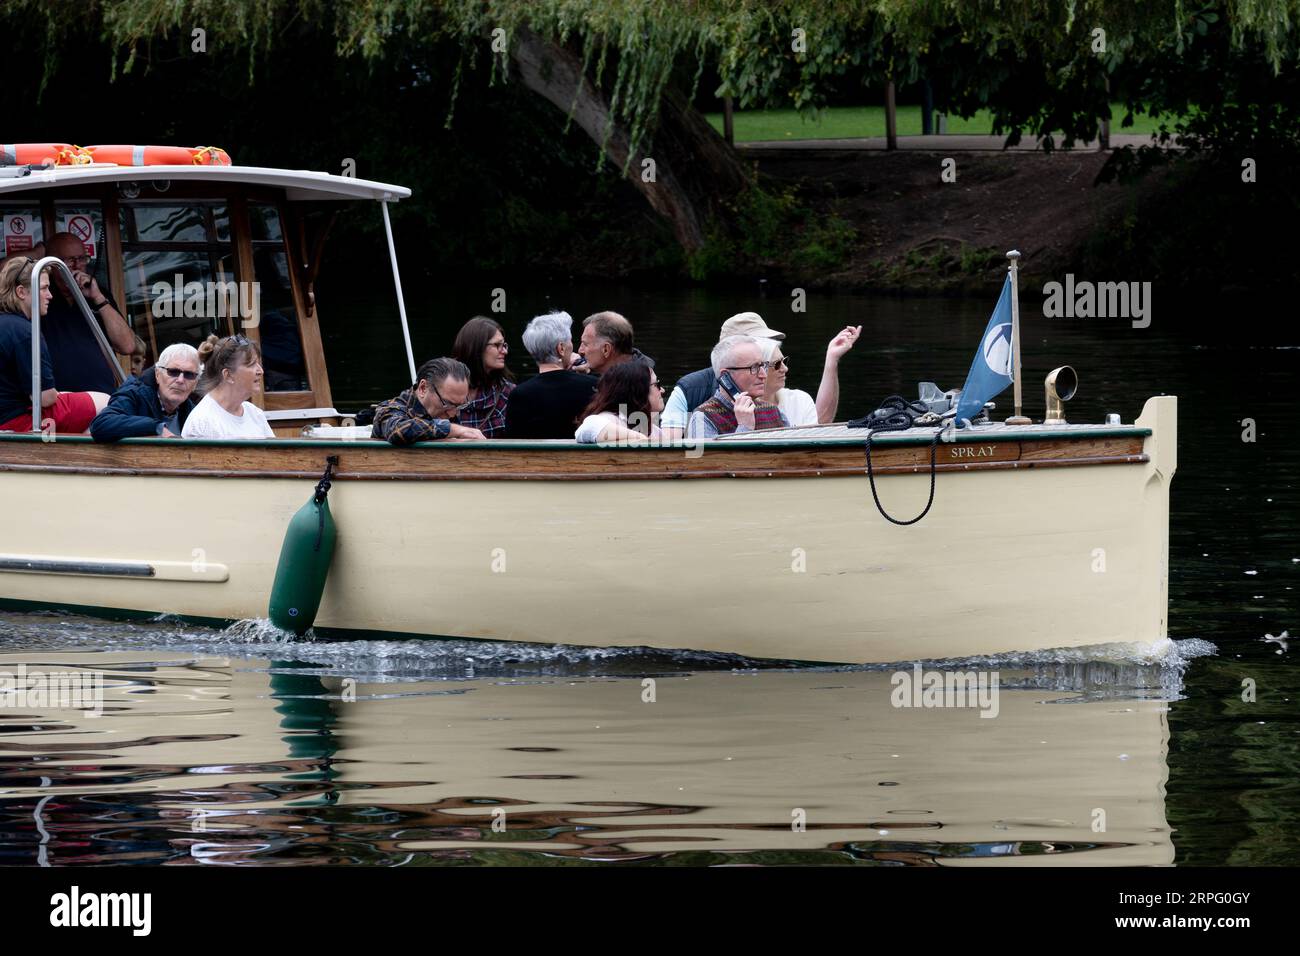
450, 316, 515, 438
89, 343, 202, 442
0, 254, 110, 434
180, 334, 275, 439
757, 325, 861, 426
574, 360, 663, 444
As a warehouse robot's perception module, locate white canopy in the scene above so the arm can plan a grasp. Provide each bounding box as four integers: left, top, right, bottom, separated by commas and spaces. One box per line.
0, 164, 411, 201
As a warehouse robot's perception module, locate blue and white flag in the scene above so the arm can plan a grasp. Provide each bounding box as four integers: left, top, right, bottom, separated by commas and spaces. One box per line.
954, 273, 1014, 425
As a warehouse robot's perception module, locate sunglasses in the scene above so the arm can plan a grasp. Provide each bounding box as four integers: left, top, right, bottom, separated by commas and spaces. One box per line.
158, 366, 199, 381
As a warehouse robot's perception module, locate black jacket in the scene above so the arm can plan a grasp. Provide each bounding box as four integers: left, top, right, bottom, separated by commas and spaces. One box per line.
674, 366, 717, 413
90, 367, 197, 442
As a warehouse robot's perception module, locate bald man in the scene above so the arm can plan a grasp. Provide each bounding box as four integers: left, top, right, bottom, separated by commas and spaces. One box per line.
43, 231, 135, 393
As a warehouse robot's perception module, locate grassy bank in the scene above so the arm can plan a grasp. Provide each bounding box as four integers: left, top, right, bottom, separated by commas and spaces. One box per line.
703, 104, 1168, 142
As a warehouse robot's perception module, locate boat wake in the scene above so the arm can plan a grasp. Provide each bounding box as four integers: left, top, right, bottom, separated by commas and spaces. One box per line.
0, 609, 1216, 697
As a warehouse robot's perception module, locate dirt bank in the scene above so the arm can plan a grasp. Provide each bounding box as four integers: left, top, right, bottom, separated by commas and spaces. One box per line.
745, 145, 1172, 294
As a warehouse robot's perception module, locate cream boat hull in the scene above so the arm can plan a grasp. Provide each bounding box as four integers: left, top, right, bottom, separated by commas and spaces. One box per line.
0, 397, 1176, 663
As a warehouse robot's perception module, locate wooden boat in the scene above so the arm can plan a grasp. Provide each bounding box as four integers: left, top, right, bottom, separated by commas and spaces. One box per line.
0, 156, 1178, 664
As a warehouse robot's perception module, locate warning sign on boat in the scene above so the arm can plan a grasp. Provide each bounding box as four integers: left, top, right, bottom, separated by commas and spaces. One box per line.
62, 213, 96, 259
2, 214, 38, 255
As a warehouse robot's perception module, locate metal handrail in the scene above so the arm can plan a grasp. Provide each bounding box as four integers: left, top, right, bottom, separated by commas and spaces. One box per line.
28, 255, 126, 433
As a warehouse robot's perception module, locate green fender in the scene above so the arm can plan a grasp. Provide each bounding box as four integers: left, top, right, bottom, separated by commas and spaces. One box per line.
268, 492, 337, 634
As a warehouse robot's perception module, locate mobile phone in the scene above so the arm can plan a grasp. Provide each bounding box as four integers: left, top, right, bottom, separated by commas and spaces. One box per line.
718, 371, 743, 399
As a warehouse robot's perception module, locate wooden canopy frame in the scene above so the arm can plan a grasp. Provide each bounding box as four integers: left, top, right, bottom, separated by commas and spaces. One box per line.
5, 179, 336, 415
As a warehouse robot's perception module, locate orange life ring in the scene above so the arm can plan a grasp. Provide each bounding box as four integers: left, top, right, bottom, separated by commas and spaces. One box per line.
84, 144, 233, 166
1, 143, 92, 165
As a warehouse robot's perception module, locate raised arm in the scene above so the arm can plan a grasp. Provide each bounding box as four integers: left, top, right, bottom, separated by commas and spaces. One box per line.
814, 325, 861, 424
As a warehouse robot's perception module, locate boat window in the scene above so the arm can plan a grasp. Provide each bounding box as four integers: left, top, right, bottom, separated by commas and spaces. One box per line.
248, 204, 282, 242
128, 203, 231, 244
0, 203, 43, 257
249, 203, 308, 392
118, 201, 237, 361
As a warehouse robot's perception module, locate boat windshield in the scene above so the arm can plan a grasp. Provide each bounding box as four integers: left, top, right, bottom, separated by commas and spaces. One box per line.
119, 200, 237, 357
117, 199, 308, 391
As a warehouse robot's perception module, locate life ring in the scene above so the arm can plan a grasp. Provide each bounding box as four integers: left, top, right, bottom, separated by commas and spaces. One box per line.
0, 143, 92, 166
84, 144, 233, 166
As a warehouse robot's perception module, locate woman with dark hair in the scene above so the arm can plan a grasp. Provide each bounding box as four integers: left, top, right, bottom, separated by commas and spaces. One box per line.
574, 360, 664, 444
451, 315, 515, 438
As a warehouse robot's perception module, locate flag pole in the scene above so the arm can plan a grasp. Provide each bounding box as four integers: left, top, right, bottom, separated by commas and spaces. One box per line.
1004, 249, 1031, 425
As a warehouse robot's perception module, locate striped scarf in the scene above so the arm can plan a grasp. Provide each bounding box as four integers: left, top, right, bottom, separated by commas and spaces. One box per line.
696, 394, 786, 434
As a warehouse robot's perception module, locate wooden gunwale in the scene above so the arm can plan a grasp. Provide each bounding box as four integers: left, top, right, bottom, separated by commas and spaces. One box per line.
0, 431, 1149, 481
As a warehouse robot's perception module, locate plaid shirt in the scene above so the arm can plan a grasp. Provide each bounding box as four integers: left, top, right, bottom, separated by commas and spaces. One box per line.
371, 388, 452, 445
456, 379, 515, 438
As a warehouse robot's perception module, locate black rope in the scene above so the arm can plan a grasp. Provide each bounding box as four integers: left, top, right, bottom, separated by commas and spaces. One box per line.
866, 429, 941, 525
313, 456, 338, 552
852, 396, 944, 526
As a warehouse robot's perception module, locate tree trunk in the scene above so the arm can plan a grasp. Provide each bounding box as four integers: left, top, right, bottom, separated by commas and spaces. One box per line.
510, 26, 749, 253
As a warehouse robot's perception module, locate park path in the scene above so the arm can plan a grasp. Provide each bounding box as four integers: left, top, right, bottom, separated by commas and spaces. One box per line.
738, 132, 1163, 152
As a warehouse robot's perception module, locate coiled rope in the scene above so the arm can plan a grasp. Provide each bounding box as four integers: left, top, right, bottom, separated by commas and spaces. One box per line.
849, 396, 945, 526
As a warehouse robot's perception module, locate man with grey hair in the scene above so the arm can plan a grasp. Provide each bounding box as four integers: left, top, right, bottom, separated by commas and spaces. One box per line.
661, 312, 784, 440
90, 342, 201, 442
504, 310, 598, 438
685, 334, 788, 439
575, 310, 656, 375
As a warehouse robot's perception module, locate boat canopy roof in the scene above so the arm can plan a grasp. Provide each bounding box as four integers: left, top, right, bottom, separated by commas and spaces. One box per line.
0, 164, 411, 202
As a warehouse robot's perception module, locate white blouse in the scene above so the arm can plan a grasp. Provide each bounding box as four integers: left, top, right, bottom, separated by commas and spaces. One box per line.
777, 388, 819, 426
181, 394, 275, 439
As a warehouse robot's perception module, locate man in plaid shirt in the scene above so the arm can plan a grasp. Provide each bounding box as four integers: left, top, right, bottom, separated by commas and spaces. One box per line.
371, 357, 487, 445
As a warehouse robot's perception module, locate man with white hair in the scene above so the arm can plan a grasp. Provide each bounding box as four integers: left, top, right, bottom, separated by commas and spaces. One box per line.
89, 342, 201, 442
661, 312, 784, 440
685, 335, 788, 439
504, 310, 599, 438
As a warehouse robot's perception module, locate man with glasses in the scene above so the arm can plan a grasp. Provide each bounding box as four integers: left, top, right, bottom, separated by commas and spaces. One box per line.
89, 342, 200, 442
371, 356, 487, 445
43, 231, 137, 394
660, 312, 784, 441
686, 335, 789, 440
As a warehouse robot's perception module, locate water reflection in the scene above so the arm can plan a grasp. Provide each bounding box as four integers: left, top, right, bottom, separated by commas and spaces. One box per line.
0, 640, 1202, 866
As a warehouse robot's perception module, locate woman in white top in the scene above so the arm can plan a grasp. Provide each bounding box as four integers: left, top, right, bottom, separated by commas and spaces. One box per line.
574, 360, 664, 444
758, 325, 861, 425
181, 334, 276, 440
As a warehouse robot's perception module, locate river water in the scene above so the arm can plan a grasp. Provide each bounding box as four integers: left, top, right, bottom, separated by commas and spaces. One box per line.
1, 284, 1296, 865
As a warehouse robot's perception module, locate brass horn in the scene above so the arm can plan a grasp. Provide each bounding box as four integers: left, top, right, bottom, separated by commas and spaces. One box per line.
1044, 366, 1077, 424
